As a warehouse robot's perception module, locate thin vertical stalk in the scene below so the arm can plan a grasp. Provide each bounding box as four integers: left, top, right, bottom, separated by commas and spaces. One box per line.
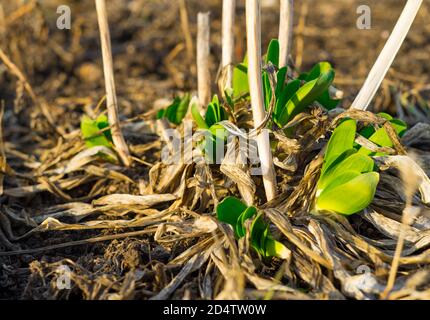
0, 4, 5, 34
95, 0, 131, 166
179, 0, 194, 63
246, 0, 277, 201
278, 0, 293, 69
352, 0, 423, 111
294, 1, 307, 70
197, 12, 211, 108
222, 0, 236, 90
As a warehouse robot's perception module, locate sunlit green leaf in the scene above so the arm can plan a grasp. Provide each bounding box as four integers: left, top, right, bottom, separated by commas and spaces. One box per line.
205, 95, 227, 128
191, 103, 209, 129
305, 62, 332, 82
304, 62, 340, 110
81, 114, 112, 149
209, 123, 228, 140
323, 119, 357, 171
316, 172, 380, 215
157, 94, 191, 125
236, 206, 257, 238
276, 68, 335, 125
273, 79, 301, 127
357, 112, 408, 156
233, 57, 249, 97
265, 237, 290, 259
265, 39, 280, 67
250, 212, 267, 255
318, 153, 375, 191
216, 196, 248, 226
319, 170, 361, 195
175, 94, 191, 124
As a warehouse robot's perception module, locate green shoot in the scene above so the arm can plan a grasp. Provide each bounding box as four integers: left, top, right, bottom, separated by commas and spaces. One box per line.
216, 196, 289, 259
80, 114, 113, 148
232, 39, 341, 129
232, 56, 249, 98
357, 112, 407, 156
157, 94, 191, 125
191, 95, 229, 162
315, 119, 379, 215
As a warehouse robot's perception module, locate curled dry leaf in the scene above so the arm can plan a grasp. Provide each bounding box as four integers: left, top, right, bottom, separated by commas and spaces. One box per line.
376, 155, 430, 205
63, 146, 118, 174
93, 193, 177, 207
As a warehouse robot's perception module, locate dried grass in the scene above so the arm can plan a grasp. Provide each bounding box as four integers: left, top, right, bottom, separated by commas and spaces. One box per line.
0, 0, 430, 301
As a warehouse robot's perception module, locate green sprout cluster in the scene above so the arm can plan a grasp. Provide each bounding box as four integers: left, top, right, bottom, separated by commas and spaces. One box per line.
315, 115, 407, 215
233, 39, 339, 129
216, 196, 289, 259
191, 94, 229, 162
80, 114, 112, 148
156, 93, 191, 125
78, 39, 409, 254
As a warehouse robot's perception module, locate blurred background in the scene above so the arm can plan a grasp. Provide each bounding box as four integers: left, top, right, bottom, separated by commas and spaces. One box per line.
0, 0, 429, 134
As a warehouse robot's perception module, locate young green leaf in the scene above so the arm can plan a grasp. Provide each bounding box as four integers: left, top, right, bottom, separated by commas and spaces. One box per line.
316, 172, 380, 215
318, 153, 375, 192
276, 68, 335, 126
158, 94, 191, 125
191, 103, 209, 130
236, 206, 258, 238
263, 39, 280, 108
265, 237, 290, 259
216, 196, 248, 226
233, 57, 249, 97
357, 112, 408, 156
81, 114, 112, 149
208, 123, 228, 141
265, 39, 280, 67
250, 212, 267, 255
320, 148, 357, 179
174, 93, 191, 124
156, 109, 165, 120
216, 197, 289, 259
305, 62, 340, 110
205, 95, 227, 128
273, 79, 301, 127
323, 119, 357, 172
275, 67, 288, 97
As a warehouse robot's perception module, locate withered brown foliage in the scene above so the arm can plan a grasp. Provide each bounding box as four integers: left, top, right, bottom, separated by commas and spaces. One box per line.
0, 0, 429, 300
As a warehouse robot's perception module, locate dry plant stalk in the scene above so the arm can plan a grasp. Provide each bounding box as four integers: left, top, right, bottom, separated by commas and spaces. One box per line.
222, 0, 236, 90
381, 154, 422, 299
0, 4, 5, 34
294, 0, 308, 70
0, 49, 64, 136
179, 0, 194, 63
197, 12, 211, 108
95, 0, 131, 167
246, 0, 277, 201
278, 0, 294, 68
352, 0, 423, 111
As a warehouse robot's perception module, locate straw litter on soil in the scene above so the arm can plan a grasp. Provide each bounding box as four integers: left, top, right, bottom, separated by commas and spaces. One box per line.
0, 0, 430, 300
